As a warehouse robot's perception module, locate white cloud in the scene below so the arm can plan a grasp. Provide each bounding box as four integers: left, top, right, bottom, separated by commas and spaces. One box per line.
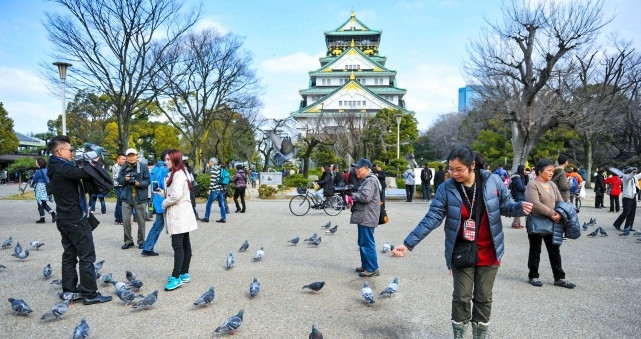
0, 66, 49, 101
261, 52, 323, 74
193, 17, 229, 35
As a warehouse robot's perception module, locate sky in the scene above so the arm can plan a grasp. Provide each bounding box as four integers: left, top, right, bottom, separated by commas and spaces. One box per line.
1, 0, 640, 135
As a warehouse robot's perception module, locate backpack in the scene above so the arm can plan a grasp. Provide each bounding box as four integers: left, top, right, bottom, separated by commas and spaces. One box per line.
568, 177, 578, 193
218, 168, 230, 185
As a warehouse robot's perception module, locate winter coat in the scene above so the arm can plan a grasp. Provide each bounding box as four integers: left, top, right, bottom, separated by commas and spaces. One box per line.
117, 161, 151, 204
403, 169, 415, 185
82, 163, 113, 197
525, 179, 563, 218
594, 174, 606, 197
434, 169, 445, 188
316, 171, 334, 197
232, 169, 247, 189
509, 174, 527, 202
350, 173, 381, 228
552, 167, 571, 202
620, 172, 641, 199
553, 201, 581, 245
47, 156, 92, 221
32, 169, 50, 202
604, 176, 622, 196
162, 169, 198, 235
420, 167, 433, 184
150, 161, 169, 213
403, 171, 525, 269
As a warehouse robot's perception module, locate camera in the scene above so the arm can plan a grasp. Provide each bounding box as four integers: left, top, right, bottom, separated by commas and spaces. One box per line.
127, 172, 137, 185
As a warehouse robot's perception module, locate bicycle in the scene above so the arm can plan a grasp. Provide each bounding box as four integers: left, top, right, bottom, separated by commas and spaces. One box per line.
289, 181, 344, 216
570, 191, 581, 212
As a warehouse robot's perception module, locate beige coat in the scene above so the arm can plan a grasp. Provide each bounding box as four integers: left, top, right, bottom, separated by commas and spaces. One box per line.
525, 179, 562, 218
162, 169, 198, 235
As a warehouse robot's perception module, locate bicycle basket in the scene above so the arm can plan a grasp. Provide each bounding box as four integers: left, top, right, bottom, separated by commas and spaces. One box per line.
297, 186, 307, 194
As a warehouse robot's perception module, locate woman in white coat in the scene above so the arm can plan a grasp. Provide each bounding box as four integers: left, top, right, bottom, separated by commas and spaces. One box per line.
157, 150, 198, 291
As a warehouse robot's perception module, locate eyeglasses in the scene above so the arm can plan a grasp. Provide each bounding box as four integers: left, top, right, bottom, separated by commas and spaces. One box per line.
448, 167, 469, 175
58, 147, 73, 153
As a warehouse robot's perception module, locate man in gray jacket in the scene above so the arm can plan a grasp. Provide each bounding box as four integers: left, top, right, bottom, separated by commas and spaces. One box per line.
350, 158, 381, 277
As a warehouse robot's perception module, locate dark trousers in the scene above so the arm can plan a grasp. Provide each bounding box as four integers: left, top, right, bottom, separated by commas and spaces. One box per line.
405, 184, 415, 202
114, 187, 123, 222
609, 195, 620, 212
56, 218, 99, 298
451, 265, 499, 323
528, 233, 565, 281
421, 183, 431, 200
613, 198, 637, 229
171, 232, 192, 278
37, 200, 53, 217
234, 187, 246, 212
595, 195, 604, 208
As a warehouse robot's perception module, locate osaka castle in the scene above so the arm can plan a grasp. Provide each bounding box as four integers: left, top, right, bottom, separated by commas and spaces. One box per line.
291, 11, 414, 134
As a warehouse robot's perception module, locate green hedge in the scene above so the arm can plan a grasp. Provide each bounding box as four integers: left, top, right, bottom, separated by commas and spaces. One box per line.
283, 174, 310, 188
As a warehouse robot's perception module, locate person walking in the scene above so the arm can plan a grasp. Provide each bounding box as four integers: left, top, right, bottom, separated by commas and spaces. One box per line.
613, 167, 641, 231
200, 157, 226, 223
420, 163, 433, 201
434, 164, 445, 189
141, 150, 169, 257
604, 173, 622, 212
32, 157, 56, 223
232, 164, 247, 213
402, 165, 415, 202
525, 159, 575, 289
157, 150, 198, 291
112, 153, 126, 224
250, 169, 258, 188
47, 135, 112, 305
509, 164, 528, 229
117, 148, 150, 250
374, 163, 386, 201
552, 155, 571, 202
593, 168, 606, 208
349, 158, 382, 278
392, 146, 530, 339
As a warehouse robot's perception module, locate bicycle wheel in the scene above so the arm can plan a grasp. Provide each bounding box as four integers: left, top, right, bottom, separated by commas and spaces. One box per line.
575, 196, 581, 211
289, 195, 311, 216
323, 195, 344, 216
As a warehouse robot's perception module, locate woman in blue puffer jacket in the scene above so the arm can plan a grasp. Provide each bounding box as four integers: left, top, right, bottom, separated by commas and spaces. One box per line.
392, 146, 532, 339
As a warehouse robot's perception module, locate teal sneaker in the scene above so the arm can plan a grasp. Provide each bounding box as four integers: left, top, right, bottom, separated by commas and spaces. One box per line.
179, 273, 190, 283
164, 277, 183, 291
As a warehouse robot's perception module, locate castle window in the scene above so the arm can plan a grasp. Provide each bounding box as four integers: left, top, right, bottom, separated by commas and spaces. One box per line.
339, 101, 342, 106
362, 101, 366, 106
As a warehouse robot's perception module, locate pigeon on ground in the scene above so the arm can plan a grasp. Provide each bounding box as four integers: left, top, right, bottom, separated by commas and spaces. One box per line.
12, 249, 29, 260
382, 242, 395, 253
302, 281, 325, 293
132, 290, 158, 310
637, 237, 641, 242
634, 231, 641, 236
249, 277, 261, 298
58, 291, 82, 303
587, 218, 597, 226
14, 242, 22, 257
321, 221, 331, 229
598, 227, 608, 237
304, 233, 318, 243
361, 281, 375, 305
43, 263, 53, 279
193, 286, 215, 307
1, 236, 12, 249
94, 259, 105, 271
325, 225, 338, 235
226, 252, 235, 269
50, 279, 62, 287
129, 279, 143, 292
620, 227, 631, 237
112, 280, 131, 291
269, 131, 299, 167
582, 222, 588, 231
587, 229, 598, 238
40, 300, 70, 321
30, 241, 45, 250
380, 277, 399, 297
8, 298, 33, 315
253, 247, 265, 261
309, 324, 324, 339
214, 309, 244, 335
102, 273, 113, 285
73, 318, 90, 339
115, 289, 143, 305
125, 270, 137, 282
94, 268, 101, 280
0, 264, 6, 269
309, 236, 322, 247
288, 236, 300, 245
239, 240, 249, 252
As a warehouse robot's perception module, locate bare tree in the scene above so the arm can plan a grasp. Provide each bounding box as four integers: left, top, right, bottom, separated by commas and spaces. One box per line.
426, 112, 468, 159
465, 0, 611, 174
44, 0, 201, 152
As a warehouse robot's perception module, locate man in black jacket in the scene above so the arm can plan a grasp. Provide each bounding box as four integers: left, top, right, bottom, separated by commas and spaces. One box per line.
420, 163, 433, 201
434, 164, 445, 189
47, 135, 112, 305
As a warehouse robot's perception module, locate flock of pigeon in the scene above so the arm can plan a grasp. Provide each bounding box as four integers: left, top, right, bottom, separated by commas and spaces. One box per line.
583, 218, 641, 241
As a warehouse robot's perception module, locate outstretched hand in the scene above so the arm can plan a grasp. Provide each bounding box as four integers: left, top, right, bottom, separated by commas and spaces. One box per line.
391, 245, 409, 257
522, 202, 533, 215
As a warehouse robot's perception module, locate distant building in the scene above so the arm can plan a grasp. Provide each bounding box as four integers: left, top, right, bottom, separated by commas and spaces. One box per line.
0, 131, 45, 169
458, 85, 481, 113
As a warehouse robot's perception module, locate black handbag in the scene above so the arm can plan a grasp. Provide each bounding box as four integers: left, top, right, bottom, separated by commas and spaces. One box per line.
451, 239, 478, 268
378, 202, 388, 225
526, 213, 554, 235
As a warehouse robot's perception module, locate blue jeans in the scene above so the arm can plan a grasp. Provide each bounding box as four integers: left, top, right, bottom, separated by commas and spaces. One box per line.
204, 190, 226, 220
142, 213, 164, 252
357, 225, 378, 272
421, 183, 431, 200
114, 187, 123, 222
90, 195, 106, 214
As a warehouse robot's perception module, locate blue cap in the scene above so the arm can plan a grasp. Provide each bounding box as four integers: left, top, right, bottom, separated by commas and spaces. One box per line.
351, 158, 372, 169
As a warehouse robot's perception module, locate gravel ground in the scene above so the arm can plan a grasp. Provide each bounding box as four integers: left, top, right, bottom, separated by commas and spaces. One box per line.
0, 183, 640, 338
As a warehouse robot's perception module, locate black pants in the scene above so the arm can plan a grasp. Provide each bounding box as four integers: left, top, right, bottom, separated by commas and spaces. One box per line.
171, 232, 192, 278
38, 200, 53, 217
609, 195, 620, 212
527, 233, 565, 281
405, 184, 415, 202
57, 218, 99, 298
595, 195, 604, 208
234, 187, 246, 211
613, 197, 637, 229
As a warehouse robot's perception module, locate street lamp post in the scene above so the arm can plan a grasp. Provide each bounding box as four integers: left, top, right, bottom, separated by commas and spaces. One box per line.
395, 113, 402, 159
53, 61, 72, 135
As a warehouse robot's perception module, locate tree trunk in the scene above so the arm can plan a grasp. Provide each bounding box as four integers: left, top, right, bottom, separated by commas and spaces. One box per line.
584, 140, 593, 188
509, 122, 535, 175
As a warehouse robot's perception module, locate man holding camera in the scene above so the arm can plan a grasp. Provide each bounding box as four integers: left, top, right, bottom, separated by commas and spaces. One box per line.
613, 166, 641, 231
117, 148, 150, 249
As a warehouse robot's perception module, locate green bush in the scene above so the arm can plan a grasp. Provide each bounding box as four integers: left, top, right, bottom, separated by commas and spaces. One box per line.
194, 173, 210, 198
397, 178, 405, 187
283, 174, 309, 188
258, 184, 277, 198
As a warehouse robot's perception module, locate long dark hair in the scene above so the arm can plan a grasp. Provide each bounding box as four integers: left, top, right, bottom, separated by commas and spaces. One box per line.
165, 149, 192, 189
36, 157, 47, 168
446, 146, 485, 175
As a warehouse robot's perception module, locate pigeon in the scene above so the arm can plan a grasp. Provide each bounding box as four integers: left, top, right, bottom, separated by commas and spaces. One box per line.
239, 240, 249, 252
125, 270, 137, 282
43, 263, 53, 279
0, 264, 6, 269
50, 279, 62, 287
14, 241, 22, 257
269, 131, 299, 166
132, 290, 158, 310
102, 273, 113, 285
302, 281, 325, 293
382, 242, 395, 253
129, 279, 143, 292
380, 277, 399, 297
30, 241, 45, 250
309, 324, 324, 339
8, 298, 33, 315
214, 309, 244, 335
582, 222, 588, 231
304, 233, 318, 243
193, 286, 215, 307
12, 249, 29, 260
287, 236, 300, 245
637, 237, 641, 243
253, 247, 265, 261
112, 280, 131, 291
325, 225, 338, 235
1, 236, 12, 249
73, 318, 90, 339
58, 291, 82, 303
94, 259, 105, 271
620, 227, 631, 237
115, 289, 143, 305
40, 300, 70, 321
361, 281, 375, 305
94, 268, 101, 280
634, 231, 641, 236
587, 218, 597, 226
226, 252, 235, 269
309, 236, 322, 247
321, 221, 331, 229
249, 277, 261, 298
587, 229, 598, 238
598, 227, 608, 237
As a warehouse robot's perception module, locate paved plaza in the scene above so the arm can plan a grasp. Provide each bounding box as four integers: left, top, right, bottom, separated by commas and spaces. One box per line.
0, 183, 640, 338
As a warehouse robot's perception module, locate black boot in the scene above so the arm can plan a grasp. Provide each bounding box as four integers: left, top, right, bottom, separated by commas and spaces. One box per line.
51, 212, 57, 223
36, 217, 46, 224
241, 202, 246, 213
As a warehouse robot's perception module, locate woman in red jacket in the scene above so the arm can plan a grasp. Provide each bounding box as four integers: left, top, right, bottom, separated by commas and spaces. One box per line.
604, 173, 622, 212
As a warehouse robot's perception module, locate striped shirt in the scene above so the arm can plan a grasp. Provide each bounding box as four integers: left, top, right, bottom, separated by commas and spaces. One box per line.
208, 166, 222, 191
